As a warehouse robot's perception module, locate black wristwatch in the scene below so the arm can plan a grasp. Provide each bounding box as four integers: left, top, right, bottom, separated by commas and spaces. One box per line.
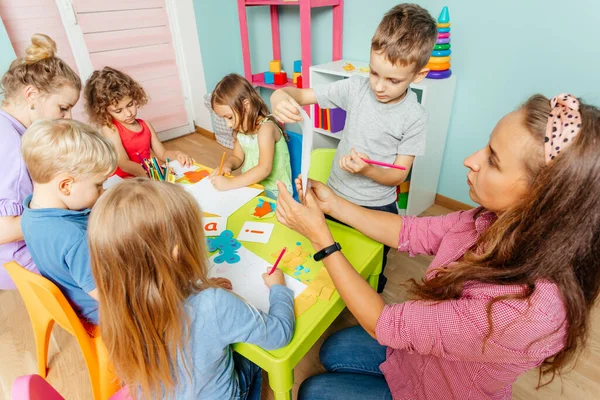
313, 242, 342, 262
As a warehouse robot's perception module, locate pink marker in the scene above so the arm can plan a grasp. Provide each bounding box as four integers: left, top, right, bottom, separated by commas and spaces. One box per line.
361, 158, 406, 171
269, 247, 287, 275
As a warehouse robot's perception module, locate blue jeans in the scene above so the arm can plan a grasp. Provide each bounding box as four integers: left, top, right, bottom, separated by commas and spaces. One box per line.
298, 326, 392, 400
234, 352, 262, 400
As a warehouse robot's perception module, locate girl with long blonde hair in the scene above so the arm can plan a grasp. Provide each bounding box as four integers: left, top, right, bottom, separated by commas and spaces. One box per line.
88, 179, 294, 399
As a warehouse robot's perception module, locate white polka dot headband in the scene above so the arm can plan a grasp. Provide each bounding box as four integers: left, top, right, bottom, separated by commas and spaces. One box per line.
545, 93, 581, 163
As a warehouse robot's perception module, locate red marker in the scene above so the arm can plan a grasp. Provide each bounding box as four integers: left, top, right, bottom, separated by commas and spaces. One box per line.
361, 158, 406, 170
269, 247, 287, 275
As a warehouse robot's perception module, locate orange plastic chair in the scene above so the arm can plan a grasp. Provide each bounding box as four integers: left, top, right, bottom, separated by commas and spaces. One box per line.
3, 261, 119, 400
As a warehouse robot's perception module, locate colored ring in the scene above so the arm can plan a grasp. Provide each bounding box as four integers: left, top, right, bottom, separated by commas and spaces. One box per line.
436, 38, 451, 44
428, 56, 450, 63
437, 27, 450, 33
437, 22, 451, 28
427, 69, 452, 79
437, 32, 450, 38
426, 62, 450, 71
434, 44, 451, 51
432, 49, 451, 57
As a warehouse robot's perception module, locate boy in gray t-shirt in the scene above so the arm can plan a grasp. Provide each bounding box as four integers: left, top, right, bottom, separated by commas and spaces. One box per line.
271, 4, 438, 292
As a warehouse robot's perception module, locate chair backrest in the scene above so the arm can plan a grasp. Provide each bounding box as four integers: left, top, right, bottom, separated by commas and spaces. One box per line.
12, 374, 63, 400
3, 261, 91, 339
308, 148, 336, 184
12, 375, 131, 400
286, 130, 302, 201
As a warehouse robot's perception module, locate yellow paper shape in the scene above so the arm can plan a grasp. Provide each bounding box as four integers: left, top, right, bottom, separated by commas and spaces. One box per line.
294, 292, 318, 316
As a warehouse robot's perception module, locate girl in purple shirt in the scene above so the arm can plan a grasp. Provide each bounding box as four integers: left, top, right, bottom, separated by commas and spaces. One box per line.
0, 33, 80, 289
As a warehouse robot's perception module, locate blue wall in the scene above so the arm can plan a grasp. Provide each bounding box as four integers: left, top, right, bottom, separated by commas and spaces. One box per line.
194, 0, 600, 204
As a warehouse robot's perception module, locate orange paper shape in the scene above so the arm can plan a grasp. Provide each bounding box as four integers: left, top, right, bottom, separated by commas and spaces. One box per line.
253, 201, 273, 217
184, 170, 209, 183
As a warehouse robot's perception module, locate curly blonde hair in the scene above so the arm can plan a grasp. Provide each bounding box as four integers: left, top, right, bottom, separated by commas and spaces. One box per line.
84, 67, 148, 126
0, 33, 81, 105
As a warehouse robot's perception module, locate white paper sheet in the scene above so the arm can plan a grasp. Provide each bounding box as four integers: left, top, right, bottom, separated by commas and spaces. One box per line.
183, 178, 262, 217
298, 106, 313, 194
202, 216, 227, 237
237, 221, 275, 244
169, 160, 198, 178
103, 175, 124, 190
208, 246, 307, 313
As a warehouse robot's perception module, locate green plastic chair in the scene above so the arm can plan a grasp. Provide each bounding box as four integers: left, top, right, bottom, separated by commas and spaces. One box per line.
308, 148, 336, 184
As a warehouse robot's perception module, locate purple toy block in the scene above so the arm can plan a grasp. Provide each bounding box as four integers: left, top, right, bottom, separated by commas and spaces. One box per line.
264, 71, 274, 84
329, 108, 347, 133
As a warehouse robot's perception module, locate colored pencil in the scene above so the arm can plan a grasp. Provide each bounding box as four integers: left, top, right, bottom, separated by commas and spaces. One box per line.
135, 152, 150, 175
165, 158, 171, 181
269, 247, 287, 275
217, 152, 226, 175
151, 157, 164, 180
361, 158, 406, 171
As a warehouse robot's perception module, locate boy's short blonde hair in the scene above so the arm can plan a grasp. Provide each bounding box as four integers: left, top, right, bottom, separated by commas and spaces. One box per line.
371, 4, 437, 71
22, 119, 118, 183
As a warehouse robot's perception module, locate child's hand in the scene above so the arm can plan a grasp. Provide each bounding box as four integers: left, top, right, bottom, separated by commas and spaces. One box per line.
339, 148, 372, 176
176, 151, 194, 167
262, 268, 285, 288
209, 277, 233, 290
295, 175, 339, 215
271, 90, 303, 123
210, 175, 233, 191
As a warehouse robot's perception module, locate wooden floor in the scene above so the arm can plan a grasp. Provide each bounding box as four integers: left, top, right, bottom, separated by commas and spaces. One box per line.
1, 133, 599, 399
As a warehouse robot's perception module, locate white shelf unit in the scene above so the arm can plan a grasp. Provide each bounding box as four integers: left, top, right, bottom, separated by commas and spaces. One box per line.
309, 60, 456, 216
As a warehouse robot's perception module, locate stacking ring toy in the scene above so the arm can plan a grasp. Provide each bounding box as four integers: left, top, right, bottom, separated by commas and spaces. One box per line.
436, 38, 451, 44
434, 44, 451, 51
427, 69, 452, 79
437, 32, 450, 38
437, 27, 450, 33
432, 49, 451, 57
436, 22, 451, 28
426, 62, 450, 71
428, 56, 450, 63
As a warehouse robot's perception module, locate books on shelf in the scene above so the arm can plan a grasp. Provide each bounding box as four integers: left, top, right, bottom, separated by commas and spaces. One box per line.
313, 104, 346, 133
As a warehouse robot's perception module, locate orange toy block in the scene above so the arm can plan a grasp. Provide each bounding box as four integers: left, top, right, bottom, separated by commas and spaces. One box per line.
184, 170, 209, 183
269, 60, 282, 73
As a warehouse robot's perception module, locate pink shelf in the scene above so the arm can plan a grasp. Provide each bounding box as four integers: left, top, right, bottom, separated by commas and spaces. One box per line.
252, 73, 295, 90
245, 0, 340, 7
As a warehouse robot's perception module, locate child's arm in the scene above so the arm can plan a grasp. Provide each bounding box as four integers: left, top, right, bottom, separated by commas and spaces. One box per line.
0, 216, 23, 244
217, 141, 245, 176
270, 87, 318, 123
147, 122, 194, 167
210, 123, 277, 191
339, 149, 413, 186
213, 269, 295, 349
101, 126, 147, 177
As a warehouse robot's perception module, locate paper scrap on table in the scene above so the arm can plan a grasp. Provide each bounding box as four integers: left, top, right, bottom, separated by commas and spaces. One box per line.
293, 267, 336, 317
169, 160, 198, 178
183, 178, 262, 217
103, 175, 124, 190
202, 216, 227, 237
237, 221, 274, 244
298, 106, 313, 194
208, 246, 307, 313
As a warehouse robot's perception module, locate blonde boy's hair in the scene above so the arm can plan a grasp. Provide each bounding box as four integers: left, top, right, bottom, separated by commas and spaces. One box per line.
22, 119, 117, 183
371, 4, 437, 71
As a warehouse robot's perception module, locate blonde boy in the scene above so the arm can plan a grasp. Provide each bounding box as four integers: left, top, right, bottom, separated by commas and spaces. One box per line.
21, 119, 117, 324
271, 4, 437, 292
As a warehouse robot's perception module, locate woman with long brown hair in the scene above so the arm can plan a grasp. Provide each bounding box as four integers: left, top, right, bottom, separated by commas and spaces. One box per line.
275, 94, 600, 400
88, 179, 295, 399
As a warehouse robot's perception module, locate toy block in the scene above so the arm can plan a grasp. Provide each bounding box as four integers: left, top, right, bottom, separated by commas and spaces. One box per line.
397, 191, 409, 209
293, 72, 301, 84
296, 75, 303, 88
274, 71, 287, 85
400, 180, 410, 193
264, 71, 275, 84
269, 60, 282, 73
293, 60, 302, 73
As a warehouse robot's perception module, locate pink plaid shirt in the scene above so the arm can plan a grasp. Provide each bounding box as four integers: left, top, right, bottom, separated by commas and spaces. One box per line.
376, 207, 567, 400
